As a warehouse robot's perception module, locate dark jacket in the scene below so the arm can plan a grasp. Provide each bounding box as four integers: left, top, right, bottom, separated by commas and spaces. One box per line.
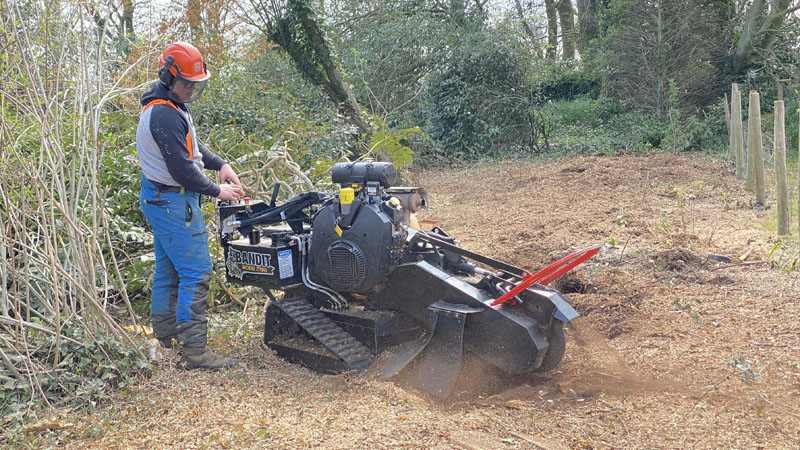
136, 82, 225, 197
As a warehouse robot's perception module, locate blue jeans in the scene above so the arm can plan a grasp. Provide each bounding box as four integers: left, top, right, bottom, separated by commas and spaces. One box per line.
139, 174, 212, 348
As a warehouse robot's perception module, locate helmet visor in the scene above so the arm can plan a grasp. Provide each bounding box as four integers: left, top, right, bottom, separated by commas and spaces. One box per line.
170, 76, 208, 103
179, 80, 208, 103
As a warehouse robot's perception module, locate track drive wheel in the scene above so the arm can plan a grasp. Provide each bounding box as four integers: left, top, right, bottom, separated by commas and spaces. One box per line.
535, 320, 566, 373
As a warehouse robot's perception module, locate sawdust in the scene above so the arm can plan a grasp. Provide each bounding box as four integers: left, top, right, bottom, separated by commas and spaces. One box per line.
564, 318, 688, 397
20, 152, 800, 449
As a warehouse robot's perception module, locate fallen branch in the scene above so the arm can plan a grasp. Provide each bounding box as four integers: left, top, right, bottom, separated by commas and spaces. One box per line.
0, 317, 82, 345
218, 282, 246, 307
683, 370, 733, 419
710, 261, 766, 271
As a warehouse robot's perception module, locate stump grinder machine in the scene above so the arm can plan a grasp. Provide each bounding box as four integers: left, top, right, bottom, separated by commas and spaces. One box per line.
218, 162, 598, 398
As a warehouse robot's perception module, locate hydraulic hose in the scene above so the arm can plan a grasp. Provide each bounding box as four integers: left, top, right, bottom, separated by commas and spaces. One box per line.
291, 235, 347, 310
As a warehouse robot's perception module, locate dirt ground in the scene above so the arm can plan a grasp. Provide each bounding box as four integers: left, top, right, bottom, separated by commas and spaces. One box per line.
16, 152, 800, 449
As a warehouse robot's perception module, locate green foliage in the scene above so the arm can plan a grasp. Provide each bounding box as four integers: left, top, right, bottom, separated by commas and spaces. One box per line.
0, 322, 150, 430
532, 61, 602, 102
332, 4, 459, 123
194, 48, 354, 165
765, 241, 800, 272
423, 28, 545, 159
544, 96, 622, 128
543, 94, 727, 154
545, 98, 665, 152
367, 117, 419, 169
98, 111, 148, 230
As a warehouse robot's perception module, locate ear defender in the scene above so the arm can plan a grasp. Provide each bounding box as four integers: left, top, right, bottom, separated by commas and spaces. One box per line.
158, 56, 176, 86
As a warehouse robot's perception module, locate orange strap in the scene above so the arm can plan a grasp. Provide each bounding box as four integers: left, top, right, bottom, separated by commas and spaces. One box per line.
142, 99, 194, 160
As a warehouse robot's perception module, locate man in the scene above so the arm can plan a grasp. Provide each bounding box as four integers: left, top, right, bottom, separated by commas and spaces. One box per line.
136, 42, 243, 370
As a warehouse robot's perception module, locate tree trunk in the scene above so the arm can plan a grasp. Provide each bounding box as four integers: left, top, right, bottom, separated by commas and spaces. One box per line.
557, 0, 576, 60
576, 0, 598, 55
545, 0, 558, 59
731, 0, 795, 75
187, 0, 204, 41
121, 0, 135, 53
774, 100, 789, 234
301, 20, 369, 140
514, 0, 540, 44
121, 0, 134, 36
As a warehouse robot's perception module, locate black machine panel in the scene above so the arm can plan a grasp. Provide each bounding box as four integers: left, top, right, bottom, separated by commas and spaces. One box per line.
223, 232, 301, 289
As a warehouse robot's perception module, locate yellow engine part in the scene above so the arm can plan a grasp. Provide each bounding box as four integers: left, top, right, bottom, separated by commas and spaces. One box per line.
340, 187, 355, 205
409, 213, 421, 229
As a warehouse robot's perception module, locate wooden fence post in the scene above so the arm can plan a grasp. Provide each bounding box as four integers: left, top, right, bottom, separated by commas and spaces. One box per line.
725, 92, 731, 137
774, 100, 789, 235
731, 86, 745, 179
747, 91, 765, 205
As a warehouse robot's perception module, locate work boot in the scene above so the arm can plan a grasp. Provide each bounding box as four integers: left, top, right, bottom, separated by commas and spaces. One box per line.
179, 347, 238, 371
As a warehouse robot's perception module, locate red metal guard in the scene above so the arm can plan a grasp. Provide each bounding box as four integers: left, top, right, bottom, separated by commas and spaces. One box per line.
490, 244, 601, 307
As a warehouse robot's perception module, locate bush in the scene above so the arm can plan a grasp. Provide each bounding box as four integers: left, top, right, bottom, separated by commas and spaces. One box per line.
544, 98, 666, 153
533, 62, 602, 102
544, 95, 728, 154
423, 28, 545, 159
546, 97, 621, 128
683, 106, 728, 152
194, 50, 355, 165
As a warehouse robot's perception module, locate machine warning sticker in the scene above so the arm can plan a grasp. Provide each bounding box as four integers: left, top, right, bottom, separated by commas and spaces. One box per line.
226, 248, 275, 280
277, 249, 293, 279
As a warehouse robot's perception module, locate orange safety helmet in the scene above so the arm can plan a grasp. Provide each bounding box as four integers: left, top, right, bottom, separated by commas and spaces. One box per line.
158, 42, 210, 102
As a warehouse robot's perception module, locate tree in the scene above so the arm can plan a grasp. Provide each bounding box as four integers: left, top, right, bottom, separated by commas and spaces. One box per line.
729, 0, 800, 77
83, 0, 136, 58
424, 28, 549, 157
244, 0, 370, 155
326, 1, 479, 122
600, 0, 725, 117
545, 0, 558, 59
184, 0, 237, 56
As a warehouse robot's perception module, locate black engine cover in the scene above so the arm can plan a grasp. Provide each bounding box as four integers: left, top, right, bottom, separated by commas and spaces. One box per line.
309, 199, 401, 293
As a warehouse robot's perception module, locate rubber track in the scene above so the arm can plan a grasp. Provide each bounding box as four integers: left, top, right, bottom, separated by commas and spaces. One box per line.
275, 297, 374, 372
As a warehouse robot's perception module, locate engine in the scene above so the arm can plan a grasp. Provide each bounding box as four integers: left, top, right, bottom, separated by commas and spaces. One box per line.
309, 162, 408, 293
